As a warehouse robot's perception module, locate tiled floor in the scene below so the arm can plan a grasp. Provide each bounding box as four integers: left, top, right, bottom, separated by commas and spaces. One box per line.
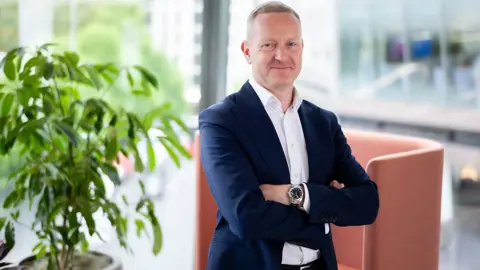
439, 205, 480, 270
3, 160, 480, 270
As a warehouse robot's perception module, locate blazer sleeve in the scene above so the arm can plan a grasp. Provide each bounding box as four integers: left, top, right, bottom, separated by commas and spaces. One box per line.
199, 107, 327, 247
305, 111, 379, 226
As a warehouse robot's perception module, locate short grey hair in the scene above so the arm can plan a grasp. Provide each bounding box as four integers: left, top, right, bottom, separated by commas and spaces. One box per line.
246, 1, 301, 39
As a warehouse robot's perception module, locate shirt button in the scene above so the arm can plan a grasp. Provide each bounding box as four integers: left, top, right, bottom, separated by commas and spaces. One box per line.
291, 143, 294, 147
295, 173, 298, 178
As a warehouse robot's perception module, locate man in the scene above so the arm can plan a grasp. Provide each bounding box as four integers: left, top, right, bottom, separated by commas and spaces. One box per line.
198, 2, 379, 270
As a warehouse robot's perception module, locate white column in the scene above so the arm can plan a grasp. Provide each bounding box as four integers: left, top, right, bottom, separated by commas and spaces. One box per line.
18, 0, 54, 48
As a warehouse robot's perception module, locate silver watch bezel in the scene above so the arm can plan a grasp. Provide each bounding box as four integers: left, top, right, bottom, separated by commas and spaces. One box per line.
288, 184, 303, 205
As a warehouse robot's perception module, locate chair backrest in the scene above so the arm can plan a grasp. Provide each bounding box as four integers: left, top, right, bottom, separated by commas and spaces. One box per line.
332, 129, 444, 270
194, 130, 444, 270
194, 133, 218, 270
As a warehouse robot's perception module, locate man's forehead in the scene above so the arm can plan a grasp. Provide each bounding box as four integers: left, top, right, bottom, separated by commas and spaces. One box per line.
251, 25, 301, 41
253, 12, 300, 25
251, 14, 300, 31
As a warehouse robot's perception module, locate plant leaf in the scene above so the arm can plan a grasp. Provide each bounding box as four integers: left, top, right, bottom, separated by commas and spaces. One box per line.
127, 114, 135, 140
127, 70, 134, 87
147, 140, 156, 172
165, 135, 191, 159
53, 120, 79, 147
85, 65, 103, 90
0, 217, 6, 231
91, 172, 106, 198
10, 210, 19, 221
101, 163, 121, 186
128, 140, 144, 172
81, 237, 89, 253
5, 222, 15, 250
132, 89, 150, 96
36, 244, 47, 259
135, 198, 147, 212
32, 242, 43, 253
39, 43, 56, 50
168, 114, 190, 135
2, 191, 18, 208
158, 137, 180, 167
1, 93, 14, 116
150, 213, 162, 255
64, 51, 80, 66
138, 180, 146, 195
47, 197, 67, 223
79, 207, 96, 236
105, 131, 118, 161
122, 195, 129, 206
3, 56, 16, 81
47, 255, 56, 270
43, 61, 54, 80
134, 65, 158, 89
135, 219, 145, 237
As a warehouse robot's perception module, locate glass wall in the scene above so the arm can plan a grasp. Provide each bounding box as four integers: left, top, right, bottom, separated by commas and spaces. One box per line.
226, 0, 480, 109
338, 0, 480, 108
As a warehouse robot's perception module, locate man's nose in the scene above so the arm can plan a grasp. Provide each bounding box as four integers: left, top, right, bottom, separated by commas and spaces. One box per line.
274, 46, 288, 61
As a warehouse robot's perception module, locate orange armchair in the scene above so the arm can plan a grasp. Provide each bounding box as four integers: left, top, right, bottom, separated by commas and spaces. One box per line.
194, 129, 444, 270
332, 129, 444, 270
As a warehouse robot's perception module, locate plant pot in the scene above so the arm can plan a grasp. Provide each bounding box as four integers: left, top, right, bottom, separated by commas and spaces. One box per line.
18, 251, 122, 270
0, 262, 24, 270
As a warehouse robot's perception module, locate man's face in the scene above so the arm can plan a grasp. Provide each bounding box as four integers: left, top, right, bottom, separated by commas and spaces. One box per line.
241, 12, 303, 90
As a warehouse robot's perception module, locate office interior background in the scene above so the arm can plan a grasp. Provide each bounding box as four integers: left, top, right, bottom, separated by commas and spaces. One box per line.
0, 0, 479, 269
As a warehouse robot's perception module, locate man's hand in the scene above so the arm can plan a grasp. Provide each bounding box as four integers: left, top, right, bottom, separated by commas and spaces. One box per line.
259, 184, 290, 205
330, 180, 345, 189
260, 181, 344, 205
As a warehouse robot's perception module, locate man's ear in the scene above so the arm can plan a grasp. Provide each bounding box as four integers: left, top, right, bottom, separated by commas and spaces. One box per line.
241, 40, 252, 64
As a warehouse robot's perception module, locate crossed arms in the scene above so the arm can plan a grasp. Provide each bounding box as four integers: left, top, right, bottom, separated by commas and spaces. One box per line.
199, 108, 379, 246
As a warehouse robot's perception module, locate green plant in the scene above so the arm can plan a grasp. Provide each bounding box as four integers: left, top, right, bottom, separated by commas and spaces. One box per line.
0, 44, 191, 269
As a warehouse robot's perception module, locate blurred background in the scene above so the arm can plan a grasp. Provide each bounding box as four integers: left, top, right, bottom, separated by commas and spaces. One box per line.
0, 0, 479, 269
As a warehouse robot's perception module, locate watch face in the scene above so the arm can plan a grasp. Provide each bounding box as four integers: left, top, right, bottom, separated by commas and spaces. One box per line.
290, 186, 303, 200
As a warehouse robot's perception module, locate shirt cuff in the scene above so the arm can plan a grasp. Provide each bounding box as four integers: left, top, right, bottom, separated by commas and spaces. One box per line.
300, 183, 311, 213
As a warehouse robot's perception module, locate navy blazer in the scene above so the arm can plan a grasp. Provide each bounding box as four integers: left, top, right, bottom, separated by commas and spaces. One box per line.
199, 81, 379, 270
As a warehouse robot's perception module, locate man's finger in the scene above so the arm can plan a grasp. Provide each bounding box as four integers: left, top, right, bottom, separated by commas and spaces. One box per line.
330, 181, 344, 189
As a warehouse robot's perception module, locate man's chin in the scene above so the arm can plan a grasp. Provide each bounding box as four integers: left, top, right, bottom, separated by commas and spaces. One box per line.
269, 76, 294, 85
267, 80, 294, 90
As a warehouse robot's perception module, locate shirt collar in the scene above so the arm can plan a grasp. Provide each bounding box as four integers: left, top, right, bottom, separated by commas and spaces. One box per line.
248, 78, 303, 111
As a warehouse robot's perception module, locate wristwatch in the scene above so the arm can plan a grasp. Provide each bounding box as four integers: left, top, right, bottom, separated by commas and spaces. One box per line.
288, 184, 304, 206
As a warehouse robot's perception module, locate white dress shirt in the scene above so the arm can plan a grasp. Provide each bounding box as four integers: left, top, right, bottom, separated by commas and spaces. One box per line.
249, 79, 328, 265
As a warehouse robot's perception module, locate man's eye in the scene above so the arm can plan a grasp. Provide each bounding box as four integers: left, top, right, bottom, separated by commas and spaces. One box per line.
288, 42, 297, 46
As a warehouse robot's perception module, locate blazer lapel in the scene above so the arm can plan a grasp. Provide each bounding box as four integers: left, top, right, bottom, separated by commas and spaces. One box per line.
298, 104, 322, 184
232, 82, 290, 184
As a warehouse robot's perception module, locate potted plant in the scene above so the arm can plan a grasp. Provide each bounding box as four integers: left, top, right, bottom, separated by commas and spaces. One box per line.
0, 44, 191, 269
0, 240, 16, 269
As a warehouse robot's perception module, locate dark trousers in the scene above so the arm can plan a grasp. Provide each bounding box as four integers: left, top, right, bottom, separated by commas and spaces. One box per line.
280, 258, 327, 270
